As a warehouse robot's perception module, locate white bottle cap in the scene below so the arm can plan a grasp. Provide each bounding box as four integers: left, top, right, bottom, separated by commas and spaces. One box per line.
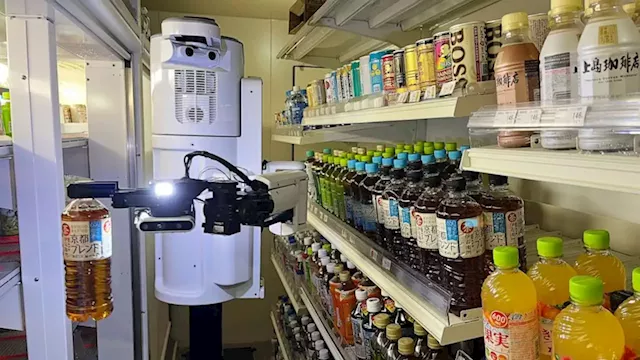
312, 243, 322, 252
304, 237, 313, 246
321, 257, 331, 266
319, 349, 330, 359
289, 320, 299, 328
355, 289, 368, 302
301, 316, 311, 326
340, 254, 348, 263
315, 340, 325, 350
284, 304, 292, 313
288, 315, 296, 322
293, 85, 300, 92
367, 298, 382, 313
381, 289, 389, 297
318, 249, 328, 258
326, 263, 336, 274
307, 323, 317, 333
347, 261, 356, 270
295, 333, 303, 341
311, 331, 321, 341
293, 327, 301, 334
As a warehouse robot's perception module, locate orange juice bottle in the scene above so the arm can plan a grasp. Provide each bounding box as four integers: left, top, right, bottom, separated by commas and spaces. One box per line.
574, 229, 626, 309
527, 237, 577, 360
553, 275, 625, 360
481, 246, 539, 360
615, 268, 640, 359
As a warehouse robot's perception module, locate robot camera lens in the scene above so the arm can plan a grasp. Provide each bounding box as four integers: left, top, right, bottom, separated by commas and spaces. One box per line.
208, 52, 216, 61
185, 47, 194, 57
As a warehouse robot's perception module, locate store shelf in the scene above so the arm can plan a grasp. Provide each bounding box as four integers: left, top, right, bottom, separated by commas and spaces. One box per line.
271, 255, 306, 313
298, 287, 351, 360
271, 312, 292, 360
62, 134, 88, 149
272, 123, 416, 145
303, 94, 496, 126
461, 146, 640, 195
307, 202, 483, 345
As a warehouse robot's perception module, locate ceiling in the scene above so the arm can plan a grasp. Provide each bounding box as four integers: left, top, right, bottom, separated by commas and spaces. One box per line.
142, 0, 293, 20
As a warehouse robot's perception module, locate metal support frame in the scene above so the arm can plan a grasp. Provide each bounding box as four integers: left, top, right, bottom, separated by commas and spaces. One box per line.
6, 0, 73, 359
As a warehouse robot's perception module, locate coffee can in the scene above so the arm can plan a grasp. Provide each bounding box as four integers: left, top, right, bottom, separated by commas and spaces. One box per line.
351, 60, 362, 97
342, 63, 354, 100
324, 72, 338, 104
369, 51, 386, 93
485, 19, 503, 80
382, 53, 396, 92
433, 31, 453, 88
416, 38, 436, 89
450, 21, 488, 87
404, 44, 419, 91
336, 67, 345, 102
306, 83, 316, 108
393, 49, 406, 90
359, 55, 372, 95
313, 79, 326, 106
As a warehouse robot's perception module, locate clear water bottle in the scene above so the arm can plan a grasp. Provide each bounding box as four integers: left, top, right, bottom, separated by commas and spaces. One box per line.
283, 90, 293, 126
289, 86, 308, 125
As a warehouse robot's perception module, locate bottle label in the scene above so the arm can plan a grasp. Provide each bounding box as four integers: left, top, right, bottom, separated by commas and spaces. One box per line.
495, 59, 540, 104
339, 289, 356, 343
436, 216, 484, 259
383, 298, 396, 313
399, 205, 412, 238
541, 50, 579, 101
374, 195, 385, 224
306, 164, 317, 201
483, 309, 539, 360
415, 212, 438, 250
290, 103, 306, 125
62, 219, 112, 261
385, 199, 400, 230
580, 49, 640, 98
363, 328, 376, 360
353, 201, 363, 228
345, 195, 354, 222
537, 302, 564, 356
352, 316, 366, 359
409, 207, 418, 238
362, 203, 377, 232
380, 198, 390, 227
483, 208, 524, 250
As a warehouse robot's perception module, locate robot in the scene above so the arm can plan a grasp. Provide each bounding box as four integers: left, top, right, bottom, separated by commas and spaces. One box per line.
68, 16, 307, 359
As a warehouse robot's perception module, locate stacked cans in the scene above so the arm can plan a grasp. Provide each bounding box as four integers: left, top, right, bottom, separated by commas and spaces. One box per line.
450, 21, 489, 88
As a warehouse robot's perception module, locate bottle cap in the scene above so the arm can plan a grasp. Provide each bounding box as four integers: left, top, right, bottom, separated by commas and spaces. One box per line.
385, 147, 395, 154
307, 323, 317, 333
352, 146, 359, 153
403, 145, 412, 151
633, 267, 640, 292
2, 92, 9, 100
393, 159, 406, 169
355, 154, 361, 161
423, 146, 434, 155
362, 155, 372, 163
323, 244, 332, 251
423, 141, 434, 148
434, 141, 445, 150
414, 144, 423, 153
372, 156, 382, 165
537, 237, 564, 258
347, 261, 356, 269
376, 145, 385, 152
334, 264, 344, 273
355, 289, 368, 301
289, 320, 299, 328
414, 323, 427, 336
408, 153, 420, 162
395, 148, 403, 155
365, 163, 378, 174
382, 152, 394, 159
459, 145, 470, 152
321, 257, 330, 266
448, 150, 462, 160
398, 338, 415, 355
355, 162, 366, 171
340, 254, 348, 263
318, 349, 330, 360
348, 159, 356, 169
386, 324, 402, 340
421, 154, 435, 164
293, 326, 301, 334
489, 174, 508, 186
415, 141, 424, 146
339, 270, 351, 282
396, 143, 405, 149
283, 304, 292, 312
445, 142, 457, 151
315, 340, 325, 350
502, 12, 529, 32
318, 249, 328, 258
347, 153, 355, 160
327, 156, 334, 163
358, 147, 366, 155
434, 149, 447, 159
340, 158, 347, 167
427, 334, 442, 349
550, 0, 583, 16
304, 237, 313, 246
583, 229, 610, 250
382, 157, 394, 166
367, 298, 383, 312
322, 155, 329, 163
367, 150, 375, 156
311, 330, 321, 341
397, 152, 409, 160
326, 263, 336, 274
570, 275, 604, 306
493, 246, 519, 269
295, 333, 303, 342
373, 313, 391, 329
306, 150, 314, 157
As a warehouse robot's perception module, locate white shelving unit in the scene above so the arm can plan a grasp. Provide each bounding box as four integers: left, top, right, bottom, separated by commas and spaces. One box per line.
461, 146, 640, 195
272, 122, 418, 145
307, 202, 483, 345
271, 312, 292, 360
271, 255, 305, 312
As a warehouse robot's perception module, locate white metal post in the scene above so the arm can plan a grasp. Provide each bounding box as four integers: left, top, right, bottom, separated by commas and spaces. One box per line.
5, 0, 73, 359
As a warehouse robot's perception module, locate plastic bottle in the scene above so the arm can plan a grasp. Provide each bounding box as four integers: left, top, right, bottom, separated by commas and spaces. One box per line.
62, 197, 113, 321
352, 270, 364, 288
347, 261, 357, 276
320, 154, 335, 212
433, 150, 447, 174
372, 157, 394, 248
574, 229, 626, 308
397, 338, 417, 360
392, 303, 413, 338
312, 153, 325, 205
329, 265, 344, 334
495, 12, 541, 104
363, 299, 385, 360
553, 276, 625, 359
305, 150, 320, 203
527, 237, 577, 359
381, 289, 396, 314
383, 159, 408, 257
283, 90, 293, 125
351, 289, 370, 359
434, 142, 445, 150
384, 324, 402, 360
337, 270, 357, 345
307, 331, 322, 360
399, 154, 425, 270
289, 86, 308, 125
481, 246, 539, 360
440, 150, 462, 181
343, 160, 358, 226
479, 175, 526, 277
413, 323, 430, 359
461, 171, 484, 202
615, 267, 640, 358
360, 163, 381, 240
413, 175, 444, 283
315, 257, 330, 309
358, 277, 381, 299
351, 161, 368, 232
331, 158, 348, 221
310, 244, 324, 291
421, 154, 437, 179
371, 313, 392, 360
540, 0, 584, 101
579, 0, 640, 98
1, 92, 10, 137
436, 176, 485, 316
303, 237, 315, 287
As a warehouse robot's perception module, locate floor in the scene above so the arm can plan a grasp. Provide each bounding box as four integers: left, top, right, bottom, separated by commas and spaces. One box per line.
179, 341, 273, 360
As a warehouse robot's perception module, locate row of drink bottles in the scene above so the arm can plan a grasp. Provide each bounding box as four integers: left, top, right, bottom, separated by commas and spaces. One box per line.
273, 230, 465, 359
484, 242, 640, 360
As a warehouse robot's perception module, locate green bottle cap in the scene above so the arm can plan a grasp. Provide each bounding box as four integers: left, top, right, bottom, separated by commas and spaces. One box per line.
414, 144, 423, 154
583, 229, 610, 250
394, 148, 403, 155
423, 146, 434, 155
373, 151, 383, 157
415, 141, 424, 146
570, 275, 604, 306
340, 158, 348, 167
385, 147, 394, 154
354, 155, 361, 161
382, 153, 394, 159
327, 156, 334, 163
323, 244, 331, 252
366, 150, 375, 156
322, 155, 328, 162
2, 92, 9, 100
632, 267, 640, 292
396, 143, 405, 149
347, 153, 355, 160
361, 155, 372, 163
537, 237, 564, 258
306, 150, 314, 157
423, 142, 434, 148
445, 142, 457, 151
403, 145, 412, 151
323, 148, 331, 154
334, 157, 341, 165
493, 246, 519, 269
434, 142, 445, 150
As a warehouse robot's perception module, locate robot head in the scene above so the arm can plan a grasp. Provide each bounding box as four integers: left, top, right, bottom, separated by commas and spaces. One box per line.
160, 16, 224, 70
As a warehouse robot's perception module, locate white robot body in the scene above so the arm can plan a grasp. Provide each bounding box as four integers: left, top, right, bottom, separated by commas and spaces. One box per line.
150, 17, 263, 305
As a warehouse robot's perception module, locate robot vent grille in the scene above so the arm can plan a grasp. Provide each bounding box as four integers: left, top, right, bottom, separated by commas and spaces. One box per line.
173, 69, 217, 124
